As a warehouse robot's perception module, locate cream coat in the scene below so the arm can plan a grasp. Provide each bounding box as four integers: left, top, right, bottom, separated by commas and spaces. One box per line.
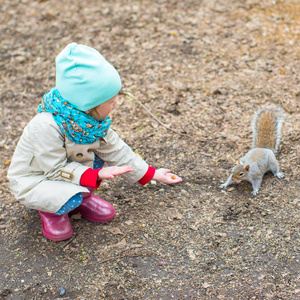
7, 112, 149, 213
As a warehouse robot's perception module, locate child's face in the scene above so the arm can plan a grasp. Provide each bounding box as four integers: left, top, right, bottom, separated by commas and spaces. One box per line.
86, 95, 118, 121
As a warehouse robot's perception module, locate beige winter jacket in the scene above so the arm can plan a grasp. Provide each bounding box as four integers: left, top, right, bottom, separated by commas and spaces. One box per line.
7, 112, 149, 213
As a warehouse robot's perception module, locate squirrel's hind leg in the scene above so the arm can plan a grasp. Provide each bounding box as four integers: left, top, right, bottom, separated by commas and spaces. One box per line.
275, 172, 284, 178
273, 171, 284, 178
269, 157, 284, 178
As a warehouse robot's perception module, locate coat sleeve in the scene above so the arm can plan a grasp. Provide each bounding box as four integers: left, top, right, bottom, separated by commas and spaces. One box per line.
96, 129, 149, 184
30, 113, 89, 185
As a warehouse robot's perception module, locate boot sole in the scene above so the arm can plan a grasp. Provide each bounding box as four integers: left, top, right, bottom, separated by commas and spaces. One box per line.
41, 226, 73, 242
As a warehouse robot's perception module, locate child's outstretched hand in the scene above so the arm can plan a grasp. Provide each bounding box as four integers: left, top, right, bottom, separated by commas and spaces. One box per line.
152, 168, 182, 184
98, 166, 133, 180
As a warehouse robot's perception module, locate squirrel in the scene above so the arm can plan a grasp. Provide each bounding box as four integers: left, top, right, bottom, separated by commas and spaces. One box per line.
220, 106, 285, 195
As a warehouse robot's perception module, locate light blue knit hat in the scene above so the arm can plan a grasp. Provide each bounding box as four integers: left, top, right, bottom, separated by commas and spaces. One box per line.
55, 43, 122, 111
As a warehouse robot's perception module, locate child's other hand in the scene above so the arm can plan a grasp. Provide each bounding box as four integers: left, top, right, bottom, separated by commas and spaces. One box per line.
98, 166, 133, 180
152, 168, 182, 184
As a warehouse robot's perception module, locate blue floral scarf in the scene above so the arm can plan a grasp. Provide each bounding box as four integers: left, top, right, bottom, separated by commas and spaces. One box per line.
37, 88, 111, 144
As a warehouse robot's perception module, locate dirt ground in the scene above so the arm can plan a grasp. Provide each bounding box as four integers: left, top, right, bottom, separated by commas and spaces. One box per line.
0, 0, 300, 299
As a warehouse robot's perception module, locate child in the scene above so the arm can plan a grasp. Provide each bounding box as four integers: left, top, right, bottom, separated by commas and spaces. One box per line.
7, 43, 182, 242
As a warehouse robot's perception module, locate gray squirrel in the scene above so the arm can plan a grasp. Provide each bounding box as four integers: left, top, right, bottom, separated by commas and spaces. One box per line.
220, 106, 285, 195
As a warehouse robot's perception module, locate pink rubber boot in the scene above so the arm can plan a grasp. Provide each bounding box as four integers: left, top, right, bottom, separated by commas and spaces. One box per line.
38, 211, 73, 241
72, 191, 115, 223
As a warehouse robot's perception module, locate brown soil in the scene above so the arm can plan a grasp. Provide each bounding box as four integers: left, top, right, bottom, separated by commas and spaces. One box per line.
0, 0, 299, 299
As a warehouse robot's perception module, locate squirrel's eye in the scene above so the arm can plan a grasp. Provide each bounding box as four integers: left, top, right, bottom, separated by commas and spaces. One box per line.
239, 172, 244, 176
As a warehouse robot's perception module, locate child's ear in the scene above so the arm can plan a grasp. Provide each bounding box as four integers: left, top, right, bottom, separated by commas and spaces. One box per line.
245, 165, 250, 171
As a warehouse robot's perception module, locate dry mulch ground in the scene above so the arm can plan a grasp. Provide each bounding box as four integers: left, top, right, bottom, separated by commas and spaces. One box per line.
0, 0, 299, 299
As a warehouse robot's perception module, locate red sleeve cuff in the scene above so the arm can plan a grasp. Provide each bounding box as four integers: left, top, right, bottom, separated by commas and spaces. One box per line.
80, 168, 101, 189
138, 166, 156, 186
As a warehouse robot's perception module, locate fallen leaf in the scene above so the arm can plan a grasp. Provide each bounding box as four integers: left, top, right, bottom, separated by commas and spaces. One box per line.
107, 227, 123, 235
125, 220, 134, 226
173, 212, 183, 220
215, 232, 227, 237
189, 225, 198, 231
126, 244, 143, 250
108, 238, 127, 248
70, 213, 81, 220
187, 249, 196, 260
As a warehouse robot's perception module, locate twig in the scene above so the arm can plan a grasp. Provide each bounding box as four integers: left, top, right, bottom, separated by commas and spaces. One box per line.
178, 245, 189, 254
244, 57, 258, 62
117, 233, 127, 243
62, 235, 77, 248
123, 91, 210, 142
62, 225, 82, 248
123, 91, 186, 135
279, 98, 294, 114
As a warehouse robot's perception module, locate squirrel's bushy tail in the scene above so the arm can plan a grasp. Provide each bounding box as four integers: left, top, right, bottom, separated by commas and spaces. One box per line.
252, 106, 285, 153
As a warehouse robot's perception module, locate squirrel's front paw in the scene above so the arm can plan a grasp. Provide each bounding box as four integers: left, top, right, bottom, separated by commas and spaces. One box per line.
251, 190, 258, 195
219, 184, 226, 189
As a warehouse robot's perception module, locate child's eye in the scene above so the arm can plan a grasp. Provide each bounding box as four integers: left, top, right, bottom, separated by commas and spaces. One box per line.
239, 172, 244, 176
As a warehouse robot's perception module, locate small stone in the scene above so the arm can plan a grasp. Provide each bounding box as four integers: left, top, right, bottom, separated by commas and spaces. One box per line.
59, 287, 66, 296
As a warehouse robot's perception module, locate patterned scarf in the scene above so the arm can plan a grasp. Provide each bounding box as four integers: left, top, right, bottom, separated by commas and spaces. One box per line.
37, 88, 111, 144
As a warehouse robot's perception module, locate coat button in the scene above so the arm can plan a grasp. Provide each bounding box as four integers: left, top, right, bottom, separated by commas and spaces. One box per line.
76, 153, 83, 158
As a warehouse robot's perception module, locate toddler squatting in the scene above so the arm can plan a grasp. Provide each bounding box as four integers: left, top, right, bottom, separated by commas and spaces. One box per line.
7, 43, 182, 242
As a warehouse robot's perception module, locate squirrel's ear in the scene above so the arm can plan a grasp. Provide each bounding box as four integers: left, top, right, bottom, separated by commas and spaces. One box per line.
237, 159, 241, 164
245, 165, 250, 171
